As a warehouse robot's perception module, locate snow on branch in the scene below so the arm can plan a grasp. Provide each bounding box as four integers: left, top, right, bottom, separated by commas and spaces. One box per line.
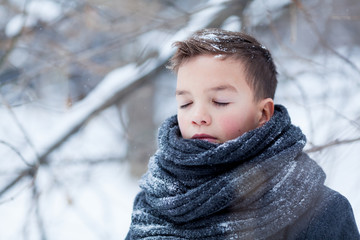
30, 0, 229, 165
0, 0, 230, 198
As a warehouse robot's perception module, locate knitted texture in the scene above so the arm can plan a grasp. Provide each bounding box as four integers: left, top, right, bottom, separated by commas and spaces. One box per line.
128, 105, 326, 239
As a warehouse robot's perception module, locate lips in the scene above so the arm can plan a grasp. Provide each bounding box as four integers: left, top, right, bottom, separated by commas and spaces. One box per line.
192, 134, 217, 143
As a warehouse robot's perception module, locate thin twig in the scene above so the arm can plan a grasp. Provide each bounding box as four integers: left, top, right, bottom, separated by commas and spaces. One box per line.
0, 175, 34, 205
32, 184, 47, 240
266, 5, 323, 67
0, 139, 34, 167
293, 0, 360, 76
53, 157, 126, 166
0, 93, 40, 160
0, 0, 30, 71
305, 136, 360, 153
0, 167, 36, 197
322, 104, 360, 130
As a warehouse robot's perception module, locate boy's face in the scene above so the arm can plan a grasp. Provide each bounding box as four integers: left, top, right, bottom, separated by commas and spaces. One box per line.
176, 55, 270, 144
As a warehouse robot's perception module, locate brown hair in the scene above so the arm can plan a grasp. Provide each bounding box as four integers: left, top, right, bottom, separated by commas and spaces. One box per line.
168, 28, 278, 101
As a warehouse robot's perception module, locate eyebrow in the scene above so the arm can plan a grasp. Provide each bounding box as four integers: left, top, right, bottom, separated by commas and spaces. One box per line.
175, 84, 237, 96
175, 90, 190, 96
209, 84, 237, 93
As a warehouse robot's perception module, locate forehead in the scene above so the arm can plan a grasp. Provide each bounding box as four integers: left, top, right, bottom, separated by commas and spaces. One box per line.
176, 55, 248, 88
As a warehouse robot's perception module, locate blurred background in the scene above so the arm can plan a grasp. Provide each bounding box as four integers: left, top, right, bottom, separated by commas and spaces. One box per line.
0, 0, 359, 239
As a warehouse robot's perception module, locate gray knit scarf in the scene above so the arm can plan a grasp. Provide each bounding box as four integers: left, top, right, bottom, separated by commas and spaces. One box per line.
128, 105, 326, 239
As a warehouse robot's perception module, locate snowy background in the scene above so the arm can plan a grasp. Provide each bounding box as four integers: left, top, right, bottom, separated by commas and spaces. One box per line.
0, 0, 359, 239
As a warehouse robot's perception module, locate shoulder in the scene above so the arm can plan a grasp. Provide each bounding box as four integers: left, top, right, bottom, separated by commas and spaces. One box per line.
304, 186, 360, 239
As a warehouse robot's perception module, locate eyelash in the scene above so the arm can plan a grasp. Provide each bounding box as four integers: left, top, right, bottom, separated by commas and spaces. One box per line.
180, 103, 192, 109
180, 101, 229, 109
213, 101, 229, 107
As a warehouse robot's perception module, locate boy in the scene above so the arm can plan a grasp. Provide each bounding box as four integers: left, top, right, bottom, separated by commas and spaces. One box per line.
126, 29, 359, 239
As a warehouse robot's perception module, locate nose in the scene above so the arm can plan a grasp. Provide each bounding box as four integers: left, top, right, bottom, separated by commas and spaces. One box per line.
191, 106, 211, 126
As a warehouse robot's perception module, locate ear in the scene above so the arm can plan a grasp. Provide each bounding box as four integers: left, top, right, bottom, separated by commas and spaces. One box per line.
258, 98, 274, 127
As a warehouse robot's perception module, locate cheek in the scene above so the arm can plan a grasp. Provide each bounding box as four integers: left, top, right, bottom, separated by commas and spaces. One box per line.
177, 114, 189, 138
218, 111, 256, 139
218, 115, 246, 138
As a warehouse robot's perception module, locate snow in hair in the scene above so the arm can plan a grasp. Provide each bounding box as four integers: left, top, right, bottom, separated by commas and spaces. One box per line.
169, 28, 278, 101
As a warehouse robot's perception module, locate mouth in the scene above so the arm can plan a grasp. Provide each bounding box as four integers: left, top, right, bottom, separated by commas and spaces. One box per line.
191, 134, 218, 143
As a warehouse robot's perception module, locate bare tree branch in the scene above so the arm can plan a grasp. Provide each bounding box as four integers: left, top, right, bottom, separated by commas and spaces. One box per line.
0, 1, 235, 199
33, 185, 48, 240
322, 104, 360, 130
266, 6, 323, 67
306, 136, 360, 153
0, 167, 36, 198
54, 156, 126, 166
0, 58, 166, 198
293, 0, 360, 76
0, 93, 40, 160
0, 0, 30, 70
0, 172, 34, 204
0, 139, 33, 167
25, 1, 234, 165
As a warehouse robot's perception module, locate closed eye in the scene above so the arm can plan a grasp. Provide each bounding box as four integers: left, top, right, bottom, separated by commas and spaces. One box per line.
180, 102, 192, 109
213, 101, 229, 107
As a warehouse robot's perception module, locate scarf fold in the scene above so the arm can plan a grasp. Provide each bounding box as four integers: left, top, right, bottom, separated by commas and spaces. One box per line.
129, 105, 326, 239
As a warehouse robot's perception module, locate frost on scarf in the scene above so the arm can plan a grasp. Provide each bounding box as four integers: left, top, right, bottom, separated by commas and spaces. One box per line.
128, 105, 326, 239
